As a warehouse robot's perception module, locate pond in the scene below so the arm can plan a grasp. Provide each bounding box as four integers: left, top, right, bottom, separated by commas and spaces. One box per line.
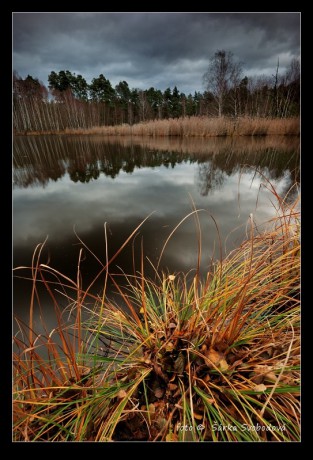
13, 134, 300, 331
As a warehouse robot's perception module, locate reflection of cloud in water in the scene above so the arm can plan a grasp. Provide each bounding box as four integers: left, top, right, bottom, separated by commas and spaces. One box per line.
13, 135, 300, 322
14, 164, 277, 248
13, 135, 300, 189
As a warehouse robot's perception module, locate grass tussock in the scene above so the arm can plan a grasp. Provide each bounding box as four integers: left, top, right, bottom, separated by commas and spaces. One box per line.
62, 116, 300, 138
13, 185, 300, 442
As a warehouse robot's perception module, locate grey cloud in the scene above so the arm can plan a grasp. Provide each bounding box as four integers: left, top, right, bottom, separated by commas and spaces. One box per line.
13, 12, 300, 95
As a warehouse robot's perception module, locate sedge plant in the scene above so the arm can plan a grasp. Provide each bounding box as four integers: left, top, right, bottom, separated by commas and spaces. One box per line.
13, 182, 300, 442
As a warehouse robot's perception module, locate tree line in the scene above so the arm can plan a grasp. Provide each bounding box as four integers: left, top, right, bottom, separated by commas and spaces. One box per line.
13, 50, 300, 133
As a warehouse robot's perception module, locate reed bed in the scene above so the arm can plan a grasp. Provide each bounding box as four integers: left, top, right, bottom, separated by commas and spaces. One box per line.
62, 116, 300, 138
13, 185, 300, 442
15, 116, 300, 137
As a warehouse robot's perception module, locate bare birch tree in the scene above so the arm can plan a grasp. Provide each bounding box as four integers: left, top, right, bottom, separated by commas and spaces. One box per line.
203, 50, 242, 117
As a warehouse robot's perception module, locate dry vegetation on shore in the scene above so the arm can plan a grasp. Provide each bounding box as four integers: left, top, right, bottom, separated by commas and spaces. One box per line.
17, 116, 300, 138
13, 185, 300, 441
64, 116, 300, 137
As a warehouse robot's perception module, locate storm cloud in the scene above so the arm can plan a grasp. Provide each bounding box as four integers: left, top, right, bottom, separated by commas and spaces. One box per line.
13, 12, 300, 95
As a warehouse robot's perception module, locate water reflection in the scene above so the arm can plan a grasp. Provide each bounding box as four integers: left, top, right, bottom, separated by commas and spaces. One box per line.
13, 135, 299, 188
13, 135, 300, 330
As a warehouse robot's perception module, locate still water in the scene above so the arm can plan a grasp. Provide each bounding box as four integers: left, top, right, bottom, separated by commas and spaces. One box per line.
13, 135, 299, 330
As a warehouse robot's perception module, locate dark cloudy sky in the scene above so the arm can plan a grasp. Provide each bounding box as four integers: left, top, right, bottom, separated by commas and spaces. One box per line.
13, 12, 300, 95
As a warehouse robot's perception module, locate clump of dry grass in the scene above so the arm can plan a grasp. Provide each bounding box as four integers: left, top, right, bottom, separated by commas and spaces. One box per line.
61, 116, 300, 138
13, 185, 300, 442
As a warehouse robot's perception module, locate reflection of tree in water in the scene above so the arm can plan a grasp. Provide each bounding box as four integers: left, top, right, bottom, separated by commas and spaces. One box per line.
197, 161, 225, 196
13, 160, 66, 189
13, 136, 300, 193
13, 165, 49, 188
13, 135, 67, 188
196, 146, 300, 197
69, 164, 100, 183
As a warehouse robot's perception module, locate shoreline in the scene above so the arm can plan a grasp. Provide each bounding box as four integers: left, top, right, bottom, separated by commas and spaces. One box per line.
14, 115, 300, 137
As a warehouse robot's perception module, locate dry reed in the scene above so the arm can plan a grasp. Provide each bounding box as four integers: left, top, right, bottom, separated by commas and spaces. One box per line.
15, 116, 300, 137
63, 116, 299, 137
